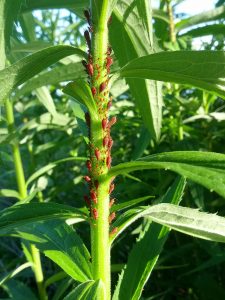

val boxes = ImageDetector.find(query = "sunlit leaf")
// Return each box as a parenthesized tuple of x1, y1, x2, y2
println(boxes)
(0, 202, 86, 235)
(119, 51, 225, 99)
(109, 151, 225, 198)
(113, 177, 186, 300)
(0, 45, 86, 103)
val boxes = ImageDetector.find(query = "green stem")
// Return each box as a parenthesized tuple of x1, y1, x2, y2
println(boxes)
(166, 0, 176, 43)
(89, 1, 111, 298)
(5, 99, 48, 300)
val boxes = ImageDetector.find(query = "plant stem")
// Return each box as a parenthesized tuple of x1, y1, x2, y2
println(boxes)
(5, 99, 27, 199)
(5, 99, 48, 300)
(166, 0, 176, 43)
(87, 2, 111, 298)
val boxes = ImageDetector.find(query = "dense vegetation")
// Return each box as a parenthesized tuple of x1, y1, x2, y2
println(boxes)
(1, 0, 225, 299)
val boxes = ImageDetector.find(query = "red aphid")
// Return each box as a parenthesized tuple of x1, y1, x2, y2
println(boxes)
(110, 227, 118, 236)
(107, 101, 112, 110)
(108, 116, 117, 128)
(84, 30, 91, 49)
(106, 56, 113, 68)
(86, 63, 94, 77)
(102, 118, 108, 130)
(109, 212, 116, 223)
(94, 180, 99, 190)
(86, 160, 92, 172)
(92, 208, 98, 220)
(108, 138, 113, 149)
(103, 136, 109, 147)
(109, 183, 115, 194)
(99, 82, 107, 93)
(84, 195, 91, 207)
(109, 198, 115, 208)
(91, 86, 97, 96)
(95, 148, 101, 160)
(85, 112, 90, 127)
(83, 175, 91, 182)
(106, 155, 112, 169)
(90, 190, 98, 204)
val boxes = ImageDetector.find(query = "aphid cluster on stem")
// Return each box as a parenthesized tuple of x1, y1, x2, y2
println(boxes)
(81, 9, 118, 227)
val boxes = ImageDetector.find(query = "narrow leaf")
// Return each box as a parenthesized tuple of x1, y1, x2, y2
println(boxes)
(176, 5, 225, 30)
(26, 156, 86, 188)
(0, 202, 86, 236)
(0, 45, 86, 103)
(22, 0, 88, 12)
(63, 80, 98, 118)
(108, 151, 225, 198)
(0, 189, 21, 200)
(119, 51, 225, 99)
(180, 24, 225, 38)
(144, 203, 225, 243)
(64, 280, 104, 300)
(111, 195, 153, 213)
(2, 279, 38, 300)
(114, 177, 186, 300)
(14, 62, 86, 98)
(18, 220, 92, 282)
(110, 0, 163, 140)
(35, 86, 57, 116)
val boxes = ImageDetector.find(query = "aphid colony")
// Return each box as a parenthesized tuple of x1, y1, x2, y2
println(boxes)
(81, 9, 117, 233)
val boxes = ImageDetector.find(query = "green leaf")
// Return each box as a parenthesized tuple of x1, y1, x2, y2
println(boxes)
(35, 86, 57, 116)
(11, 41, 53, 53)
(112, 202, 225, 248)
(18, 220, 92, 282)
(2, 279, 38, 300)
(0, 189, 21, 200)
(26, 156, 86, 188)
(0, 45, 86, 103)
(110, 0, 163, 140)
(64, 280, 104, 300)
(176, 5, 225, 31)
(14, 62, 86, 98)
(180, 24, 225, 38)
(119, 51, 225, 99)
(113, 177, 186, 300)
(152, 9, 170, 23)
(21, 0, 88, 12)
(143, 203, 225, 243)
(0, 262, 32, 286)
(111, 195, 153, 213)
(63, 80, 98, 118)
(108, 151, 225, 198)
(0, 202, 86, 236)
